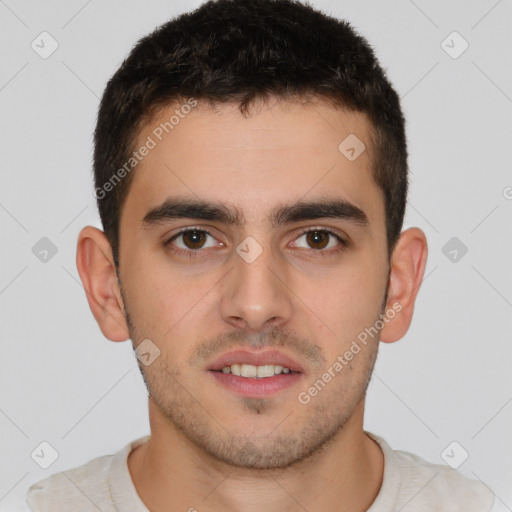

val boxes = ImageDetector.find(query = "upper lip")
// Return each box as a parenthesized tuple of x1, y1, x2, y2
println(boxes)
(208, 349, 304, 373)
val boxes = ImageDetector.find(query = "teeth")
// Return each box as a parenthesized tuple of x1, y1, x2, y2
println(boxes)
(240, 364, 257, 378)
(220, 364, 292, 378)
(257, 365, 274, 378)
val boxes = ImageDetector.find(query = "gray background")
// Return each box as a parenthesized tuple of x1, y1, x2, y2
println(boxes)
(0, 0, 511, 510)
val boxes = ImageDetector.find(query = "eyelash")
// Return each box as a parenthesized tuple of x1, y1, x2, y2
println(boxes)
(164, 226, 348, 258)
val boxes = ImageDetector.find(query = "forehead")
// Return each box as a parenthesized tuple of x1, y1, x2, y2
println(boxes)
(122, 97, 385, 231)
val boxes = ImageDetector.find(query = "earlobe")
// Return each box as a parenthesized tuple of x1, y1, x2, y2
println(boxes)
(76, 226, 130, 342)
(380, 227, 428, 344)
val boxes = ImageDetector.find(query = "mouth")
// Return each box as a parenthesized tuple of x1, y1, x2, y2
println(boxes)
(207, 349, 304, 398)
(216, 363, 296, 378)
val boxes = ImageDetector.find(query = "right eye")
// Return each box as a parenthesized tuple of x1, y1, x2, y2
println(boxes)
(164, 228, 224, 256)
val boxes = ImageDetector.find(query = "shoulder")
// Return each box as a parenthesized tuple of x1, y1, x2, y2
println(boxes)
(26, 451, 118, 512)
(394, 448, 494, 510)
(366, 432, 495, 512)
(25, 436, 149, 512)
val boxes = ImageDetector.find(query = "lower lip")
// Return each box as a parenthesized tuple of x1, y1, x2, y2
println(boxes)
(209, 371, 303, 398)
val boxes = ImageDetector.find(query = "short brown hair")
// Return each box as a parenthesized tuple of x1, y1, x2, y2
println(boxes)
(93, 0, 408, 268)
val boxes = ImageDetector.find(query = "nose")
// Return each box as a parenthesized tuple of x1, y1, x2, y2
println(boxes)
(219, 241, 293, 333)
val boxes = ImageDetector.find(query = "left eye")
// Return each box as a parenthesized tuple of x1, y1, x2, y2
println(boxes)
(291, 229, 344, 251)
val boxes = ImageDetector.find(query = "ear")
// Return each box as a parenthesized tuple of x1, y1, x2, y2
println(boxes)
(380, 227, 428, 344)
(76, 226, 130, 342)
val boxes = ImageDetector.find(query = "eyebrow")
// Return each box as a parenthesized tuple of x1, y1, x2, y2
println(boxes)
(142, 196, 369, 229)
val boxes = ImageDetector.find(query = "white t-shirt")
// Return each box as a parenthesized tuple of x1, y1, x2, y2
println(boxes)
(25, 431, 496, 511)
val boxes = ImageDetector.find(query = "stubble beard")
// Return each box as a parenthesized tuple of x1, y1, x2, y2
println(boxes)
(120, 282, 384, 470)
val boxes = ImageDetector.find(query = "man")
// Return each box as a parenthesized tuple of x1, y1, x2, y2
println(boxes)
(26, 0, 496, 510)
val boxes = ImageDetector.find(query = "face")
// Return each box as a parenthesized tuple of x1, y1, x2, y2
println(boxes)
(117, 97, 390, 469)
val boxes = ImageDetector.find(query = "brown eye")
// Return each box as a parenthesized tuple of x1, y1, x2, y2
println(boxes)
(292, 229, 344, 252)
(305, 230, 330, 250)
(182, 230, 208, 249)
(167, 229, 219, 253)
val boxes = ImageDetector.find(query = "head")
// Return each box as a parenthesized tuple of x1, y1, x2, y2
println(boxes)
(77, 0, 427, 469)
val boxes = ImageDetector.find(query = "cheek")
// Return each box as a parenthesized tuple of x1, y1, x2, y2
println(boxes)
(303, 262, 386, 344)
(121, 254, 175, 335)
(122, 252, 219, 346)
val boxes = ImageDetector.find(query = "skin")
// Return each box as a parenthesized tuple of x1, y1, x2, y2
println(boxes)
(76, 96, 428, 511)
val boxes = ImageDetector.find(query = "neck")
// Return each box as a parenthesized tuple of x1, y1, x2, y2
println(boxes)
(128, 398, 384, 512)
